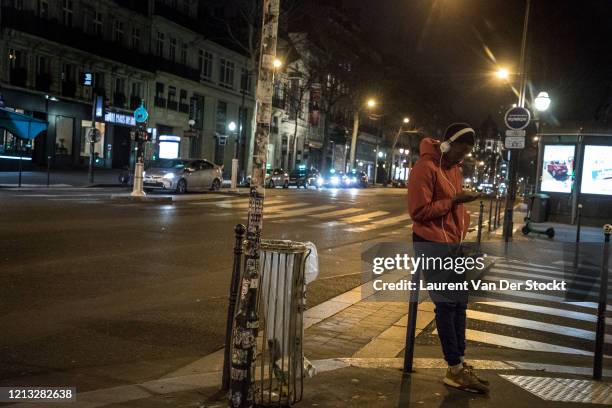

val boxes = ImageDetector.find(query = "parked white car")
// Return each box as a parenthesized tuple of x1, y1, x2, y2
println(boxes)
(144, 159, 223, 193)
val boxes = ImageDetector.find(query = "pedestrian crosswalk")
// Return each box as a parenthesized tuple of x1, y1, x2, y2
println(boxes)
(436, 258, 612, 358)
(190, 195, 411, 235)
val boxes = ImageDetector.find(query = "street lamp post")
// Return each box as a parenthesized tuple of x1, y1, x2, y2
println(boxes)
(502, 0, 532, 241)
(386, 117, 410, 185)
(349, 98, 377, 170)
(228, 121, 239, 190)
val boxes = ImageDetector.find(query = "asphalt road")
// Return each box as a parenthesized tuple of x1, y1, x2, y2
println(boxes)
(2, 186, 486, 392)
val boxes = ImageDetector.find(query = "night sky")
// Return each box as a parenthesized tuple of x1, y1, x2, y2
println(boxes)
(346, 0, 612, 130)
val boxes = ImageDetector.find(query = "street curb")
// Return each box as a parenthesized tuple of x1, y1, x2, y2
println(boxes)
(110, 194, 174, 203)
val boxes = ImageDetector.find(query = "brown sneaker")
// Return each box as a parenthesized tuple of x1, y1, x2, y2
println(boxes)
(443, 367, 489, 394)
(463, 363, 490, 386)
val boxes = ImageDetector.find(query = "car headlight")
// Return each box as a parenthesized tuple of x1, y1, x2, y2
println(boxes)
(316, 177, 324, 185)
(330, 176, 339, 185)
(350, 177, 357, 183)
(163, 173, 175, 179)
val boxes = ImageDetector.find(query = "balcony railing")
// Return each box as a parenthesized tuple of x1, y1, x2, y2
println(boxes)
(272, 96, 286, 109)
(1, 8, 155, 73)
(9, 67, 27, 87)
(129, 96, 142, 110)
(113, 92, 126, 108)
(61, 81, 76, 98)
(154, 97, 167, 108)
(167, 100, 178, 111)
(35, 73, 52, 92)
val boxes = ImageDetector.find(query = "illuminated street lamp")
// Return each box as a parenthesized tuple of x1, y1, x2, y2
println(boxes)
(534, 91, 551, 112)
(273, 58, 283, 69)
(495, 67, 510, 80)
(228, 121, 238, 190)
(403, 117, 410, 124)
(367, 98, 377, 108)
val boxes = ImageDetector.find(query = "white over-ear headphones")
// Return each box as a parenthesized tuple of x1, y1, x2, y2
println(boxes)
(439, 127, 475, 153)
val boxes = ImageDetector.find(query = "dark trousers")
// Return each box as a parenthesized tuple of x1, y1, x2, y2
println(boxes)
(413, 233, 467, 366)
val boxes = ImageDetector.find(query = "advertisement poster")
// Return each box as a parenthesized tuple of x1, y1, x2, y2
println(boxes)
(581, 145, 612, 195)
(540, 145, 575, 193)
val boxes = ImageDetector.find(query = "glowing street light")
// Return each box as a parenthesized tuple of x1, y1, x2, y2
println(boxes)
(366, 98, 377, 108)
(495, 68, 510, 80)
(534, 91, 551, 112)
(228, 121, 237, 132)
(403, 117, 410, 124)
(399, 148, 405, 154)
(273, 58, 283, 69)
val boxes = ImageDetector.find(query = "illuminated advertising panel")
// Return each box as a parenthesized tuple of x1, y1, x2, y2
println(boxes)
(580, 145, 612, 195)
(540, 145, 575, 193)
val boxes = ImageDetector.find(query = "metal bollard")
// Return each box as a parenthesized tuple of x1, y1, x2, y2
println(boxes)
(403, 267, 421, 374)
(575, 204, 583, 243)
(488, 197, 493, 233)
(222, 224, 246, 391)
(47, 155, 51, 187)
(496, 196, 503, 229)
(477, 200, 484, 250)
(593, 224, 611, 380)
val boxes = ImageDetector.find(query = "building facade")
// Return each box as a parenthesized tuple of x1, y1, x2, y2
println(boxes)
(0, 0, 255, 176)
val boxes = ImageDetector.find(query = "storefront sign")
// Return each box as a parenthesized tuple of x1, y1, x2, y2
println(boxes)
(105, 111, 136, 126)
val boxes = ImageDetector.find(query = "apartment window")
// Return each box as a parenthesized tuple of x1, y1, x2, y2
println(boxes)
(62, 0, 73, 27)
(182, 0, 190, 15)
(39, 0, 49, 18)
(219, 58, 234, 88)
(169, 37, 177, 62)
(215, 101, 227, 134)
(180, 43, 188, 65)
(113, 77, 126, 107)
(93, 12, 103, 36)
(113, 20, 124, 43)
(240, 68, 252, 94)
(155, 82, 166, 108)
(131, 27, 140, 50)
(36, 56, 50, 74)
(130, 81, 143, 109)
(167, 86, 177, 110)
(198, 50, 213, 80)
(156, 32, 165, 57)
(189, 96, 203, 127)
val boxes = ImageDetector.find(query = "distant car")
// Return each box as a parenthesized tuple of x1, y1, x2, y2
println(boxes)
(547, 160, 568, 179)
(289, 167, 319, 188)
(318, 170, 345, 188)
(266, 168, 289, 188)
(347, 170, 369, 188)
(144, 159, 222, 193)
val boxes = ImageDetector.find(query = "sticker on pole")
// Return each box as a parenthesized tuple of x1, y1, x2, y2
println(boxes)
(504, 107, 531, 130)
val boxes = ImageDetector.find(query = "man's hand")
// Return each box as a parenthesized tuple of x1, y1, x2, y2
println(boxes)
(452, 191, 481, 204)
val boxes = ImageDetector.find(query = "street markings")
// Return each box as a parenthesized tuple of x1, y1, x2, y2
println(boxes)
(345, 214, 411, 232)
(266, 205, 336, 220)
(339, 210, 389, 223)
(432, 328, 594, 356)
(443, 259, 612, 358)
(311, 208, 363, 218)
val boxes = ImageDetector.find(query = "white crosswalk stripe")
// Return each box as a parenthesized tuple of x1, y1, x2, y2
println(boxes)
(311, 208, 363, 218)
(339, 210, 389, 223)
(266, 205, 336, 220)
(448, 259, 612, 357)
(345, 214, 411, 232)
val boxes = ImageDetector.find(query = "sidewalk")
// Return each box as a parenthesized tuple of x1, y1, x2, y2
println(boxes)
(0, 169, 123, 188)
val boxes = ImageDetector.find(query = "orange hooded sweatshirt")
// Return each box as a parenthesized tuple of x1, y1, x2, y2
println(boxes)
(407, 138, 470, 243)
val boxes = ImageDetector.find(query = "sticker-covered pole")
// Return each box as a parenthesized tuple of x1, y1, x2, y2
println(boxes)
(229, 1, 280, 407)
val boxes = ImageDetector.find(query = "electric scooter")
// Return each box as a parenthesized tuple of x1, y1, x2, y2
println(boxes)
(521, 193, 555, 238)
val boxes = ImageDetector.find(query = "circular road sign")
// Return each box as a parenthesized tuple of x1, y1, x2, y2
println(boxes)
(133, 101, 149, 124)
(504, 106, 531, 130)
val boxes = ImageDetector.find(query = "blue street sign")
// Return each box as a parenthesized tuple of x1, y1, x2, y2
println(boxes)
(134, 101, 149, 123)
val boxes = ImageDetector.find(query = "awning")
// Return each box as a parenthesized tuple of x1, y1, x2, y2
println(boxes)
(0, 108, 48, 140)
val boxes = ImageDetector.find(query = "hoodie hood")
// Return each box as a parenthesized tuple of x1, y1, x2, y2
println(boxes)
(419, 137, 442, 161)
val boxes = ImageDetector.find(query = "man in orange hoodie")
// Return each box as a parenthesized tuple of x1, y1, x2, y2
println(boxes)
(407, 123, 488, 393)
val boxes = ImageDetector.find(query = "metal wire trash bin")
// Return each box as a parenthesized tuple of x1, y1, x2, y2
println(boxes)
(251, 239, 310, 406)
